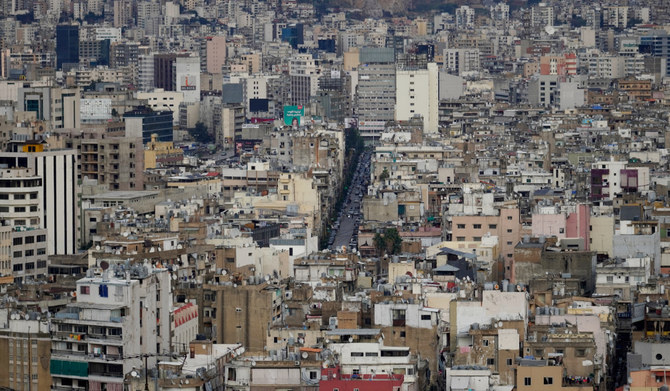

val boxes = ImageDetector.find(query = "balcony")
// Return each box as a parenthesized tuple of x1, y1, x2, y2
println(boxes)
(393, 319, 406, 327)
(52, 349, 86, 359)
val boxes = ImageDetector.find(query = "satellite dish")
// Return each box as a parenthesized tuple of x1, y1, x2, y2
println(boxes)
(302, 352, 309, 359)
(221, 270, 227, 275)
(131, 370, 139, 378)
(251, 361, 257, 367)
(265, 275, 270, 281)
(545, 25, 556, 35)
(348, 337, 354, 343)
(177, 244, 183, 249)
(498, 321, 503, 328)
(95, 245, 101, 251)
(24, 314, 29, 320)
(150, 247, 155, 253)
(122, 231, 129, 237)
(100, 261, 109, 271)
(172, 275, 177, 280)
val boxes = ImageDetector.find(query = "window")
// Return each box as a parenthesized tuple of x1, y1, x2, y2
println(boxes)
(489, 224, 497, 229)
(13, 251, 22, 258)
(576, 349, 586, 357)
(310, 371, 318, 379)
(13, 237, 22, 246)
(457, 224, 465, 229)
(507, 229, 513, 233)
(24, 250, 34, 257)
(365, 352, 378, 357)
(80, 286, 90, 295)
(99, 285, 109, 297)
(507, 216, 513, 220)
(37, 235, 46, 242)
(421, 314, 431, 320)
(25, 236, 34, 244)
(487, 358, 495, 365)
(543, 377, 553, 385)
(524, 377, 531, 386)
(482, 339, 489, 346)
(399, 331, 406, 337)
(13, 264, 22, 271)
(559, 228, 565, 233)
(507, 358, 513, 365)
(607, 276, 614, 282)
(456, 237, 465, 242)
(351, 352, 364, 357)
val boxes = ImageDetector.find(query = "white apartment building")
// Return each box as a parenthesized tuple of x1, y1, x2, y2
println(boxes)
(455, 6, 475, 29)
(50, 266, 171, 390)
(0, 149, 78, 255)
(330, 342, 419, 391)
(174, 56, 201, 103)
(395, 63, 439, 133)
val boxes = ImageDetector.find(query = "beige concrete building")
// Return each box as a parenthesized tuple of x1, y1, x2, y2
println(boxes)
(589, 215, 614, 256)
(206, 35, 227, 74)
(144, 134, 183, 169)
(206, 282, 285, 353)
(0, 313, 52, 391)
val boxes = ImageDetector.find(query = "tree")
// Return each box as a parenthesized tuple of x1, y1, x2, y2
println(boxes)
(374, 233, 385, 256)
(190, 122, 212, 144)
(373, 228, 403, 256)
(383, 228, 402, 255)
(379, 168, 390, 181)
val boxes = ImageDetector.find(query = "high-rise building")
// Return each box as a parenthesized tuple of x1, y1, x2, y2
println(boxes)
(137, 53, 154, 91)
(356, 47, 396, 138)
(531, 2, 554, 27)
(0, 168, 50, 281)
(640, 33, 670, 76)
(395, 63, 439, 133)
(56, 24, 79, 70)
(289, 54, 320, 105)
(444, 48, 481, 76)
(205, 35, 227, 74)
(0, 145, 79, 255)
(154, 53, 187, 91)
(174, 56, 201, 103)
(455, 5, 475, 29)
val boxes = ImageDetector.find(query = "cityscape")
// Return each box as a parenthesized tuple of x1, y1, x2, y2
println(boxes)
(1, 0, 670, 390)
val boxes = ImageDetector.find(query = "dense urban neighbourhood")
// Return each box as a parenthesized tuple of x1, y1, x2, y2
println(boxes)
(2, 0, 670, 390)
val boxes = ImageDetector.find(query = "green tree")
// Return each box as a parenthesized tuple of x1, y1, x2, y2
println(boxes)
(383, 228, 402, 255)
(190, 122, 212, 143)
(374, 233, 385, 256)
(373, 228, 403, 256)
(379, 168, 390, 181)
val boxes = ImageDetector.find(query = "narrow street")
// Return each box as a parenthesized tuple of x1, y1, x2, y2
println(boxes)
(328, 149, 371, 251)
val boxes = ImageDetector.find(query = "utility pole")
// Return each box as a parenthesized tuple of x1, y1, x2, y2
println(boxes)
(28, 326, 31, 391)
(144, 354, 150, 391)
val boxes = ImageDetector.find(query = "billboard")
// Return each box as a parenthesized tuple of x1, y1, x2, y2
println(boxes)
(283, 105, 304, 126)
